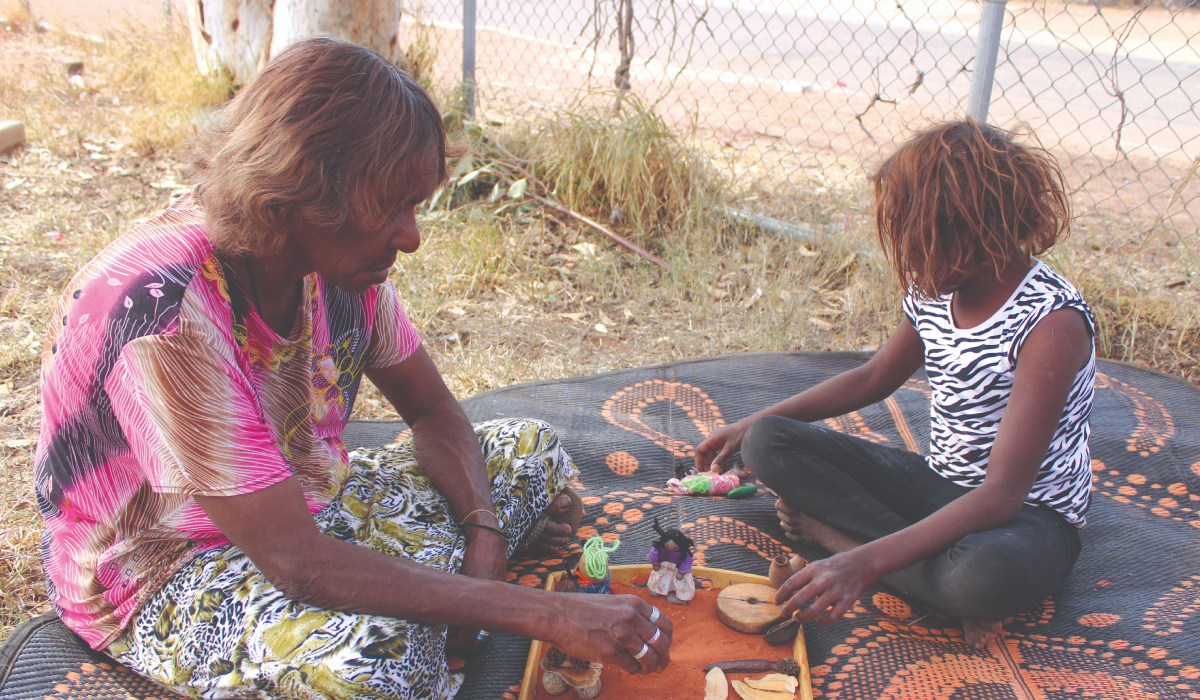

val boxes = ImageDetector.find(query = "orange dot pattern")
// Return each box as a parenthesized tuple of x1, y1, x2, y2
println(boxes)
(824, 411, 892, 445)
(605, 451, 639, 475)
(1142, 574, 1200, 636)
(581, 487, 673, 535)
(601, 380, 725, 458)
(682, 515, 794, 567)
(1091, 458, 1199, 526)
(807, 590, 1200, 700)
(32, 660, 177, 700)
(1096, 371, 1175, 457)
(873, 592, 912, 620)
(1080, 613, 1122, 627)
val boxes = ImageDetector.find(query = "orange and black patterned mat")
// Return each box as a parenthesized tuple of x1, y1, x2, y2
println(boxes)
(4, 351, 1199, 700)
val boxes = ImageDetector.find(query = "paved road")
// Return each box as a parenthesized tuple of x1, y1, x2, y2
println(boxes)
(455, 0, 1199, 160)
(24, 0, 1198, 160)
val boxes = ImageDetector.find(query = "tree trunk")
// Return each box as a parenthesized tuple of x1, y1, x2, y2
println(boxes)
(271, 0, 403, 66)
(186, 0, 402, 83)
(185, 0, 273, 84)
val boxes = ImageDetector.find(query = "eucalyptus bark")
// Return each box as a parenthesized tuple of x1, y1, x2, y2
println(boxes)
(185, 0, 403, 83)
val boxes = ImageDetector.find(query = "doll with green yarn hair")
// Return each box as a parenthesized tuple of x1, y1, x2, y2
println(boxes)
(574, 535, 620, 594)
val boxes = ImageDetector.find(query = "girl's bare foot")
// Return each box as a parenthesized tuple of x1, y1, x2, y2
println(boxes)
(775, 499, 863, 554)
(963, 619, 1004, 649)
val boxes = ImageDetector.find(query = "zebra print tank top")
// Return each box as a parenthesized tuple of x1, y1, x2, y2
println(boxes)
(902, 262, 1096, 527)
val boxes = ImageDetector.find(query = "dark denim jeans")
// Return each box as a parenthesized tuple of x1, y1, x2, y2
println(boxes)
(743, 415, 1082, 623)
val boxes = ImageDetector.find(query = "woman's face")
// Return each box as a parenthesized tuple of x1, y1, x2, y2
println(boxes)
(291, 147, 441, 294)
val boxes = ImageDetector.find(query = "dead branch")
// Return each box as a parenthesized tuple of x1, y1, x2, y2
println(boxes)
(853, 94, 896, 144)
(485, 137, 671, 270)
(530, 193, 671, 270)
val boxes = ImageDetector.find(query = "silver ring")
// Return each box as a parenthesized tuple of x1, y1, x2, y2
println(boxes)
(649, 607, 661, 624)
(633, 643, 650, 660)
(649, 628, 661, 645)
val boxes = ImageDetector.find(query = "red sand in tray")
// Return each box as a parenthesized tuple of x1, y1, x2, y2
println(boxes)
(530, 581, 793, 700)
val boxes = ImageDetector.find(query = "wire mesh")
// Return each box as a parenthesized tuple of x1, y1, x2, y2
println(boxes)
(402, 0, 1199, 256)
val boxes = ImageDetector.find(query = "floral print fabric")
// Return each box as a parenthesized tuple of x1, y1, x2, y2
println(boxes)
(108, 419, 578, 700)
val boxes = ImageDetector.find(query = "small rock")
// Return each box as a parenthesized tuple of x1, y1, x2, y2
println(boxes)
(0, 121, 25, 154)
(64, 58, 84, 77)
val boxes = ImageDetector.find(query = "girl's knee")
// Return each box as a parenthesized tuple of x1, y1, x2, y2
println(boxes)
(742, 415, 819, 488)
(936, 535, 1063, 621)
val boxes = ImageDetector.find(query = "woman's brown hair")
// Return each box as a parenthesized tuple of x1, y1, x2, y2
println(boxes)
(870, 119, 1070, 298)
(191, 36, 462, 256)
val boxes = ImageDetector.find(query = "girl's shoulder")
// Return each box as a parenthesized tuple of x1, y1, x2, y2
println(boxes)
(1015, 263, 1095, 331)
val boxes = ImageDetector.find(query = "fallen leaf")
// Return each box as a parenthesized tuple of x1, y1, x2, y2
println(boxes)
(740, 287, 764, 310)
(560, 312, 587, 321)
(808, 317, 833, 329)
(745, 673, 798, 694)
(732, 679, 792, 700)
(798, 245, 819, 257)
(594, 323, 608, 334)
(6, 439, 35, 448)
(704, 666, 728, 700)
(599, 312, 616, 326)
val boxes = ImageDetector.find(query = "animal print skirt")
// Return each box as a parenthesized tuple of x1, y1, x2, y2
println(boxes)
(108, 418, 578, 700)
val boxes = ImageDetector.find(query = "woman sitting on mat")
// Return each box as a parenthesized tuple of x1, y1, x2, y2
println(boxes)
(35, 37, 670, 699)
(695, 120, 1095, 650)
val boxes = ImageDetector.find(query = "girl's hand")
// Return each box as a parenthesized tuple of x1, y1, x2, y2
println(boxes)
(694, 417, 755, 472)
(774, 549, 879, 625)
(548, 594, 673, 674)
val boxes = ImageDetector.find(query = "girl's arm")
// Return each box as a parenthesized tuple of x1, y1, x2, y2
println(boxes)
(694, 318, 925, 472)
(774, 308, 1093, 627)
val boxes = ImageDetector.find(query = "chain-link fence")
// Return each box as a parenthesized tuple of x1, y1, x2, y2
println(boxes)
(403, 0, 1199, 258)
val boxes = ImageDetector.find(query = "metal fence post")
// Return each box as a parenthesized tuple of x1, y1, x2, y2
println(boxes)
(967, 0, 1008, 123)
(463, 0, 476, 119)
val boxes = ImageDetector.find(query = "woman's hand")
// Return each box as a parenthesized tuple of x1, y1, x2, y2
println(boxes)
(694, 416, 756, 473)
(774, 549, 878, 625)
(547, 593, 673, 675)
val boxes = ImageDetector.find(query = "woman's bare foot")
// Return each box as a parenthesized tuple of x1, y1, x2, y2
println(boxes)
(963, 619, 1004, 649)
(775, 499, 863, 554)
(528, 493, 574, 555)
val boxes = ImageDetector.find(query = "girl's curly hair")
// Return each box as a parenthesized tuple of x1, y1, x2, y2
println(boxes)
(870, 119, 1070, 298)
(191, 36, 464, 257)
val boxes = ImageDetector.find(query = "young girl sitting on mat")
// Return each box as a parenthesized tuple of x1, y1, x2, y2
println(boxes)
(695, 119, 1095, 649)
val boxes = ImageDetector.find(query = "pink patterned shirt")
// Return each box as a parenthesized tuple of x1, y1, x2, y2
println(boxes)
(35, 192, 421, 649)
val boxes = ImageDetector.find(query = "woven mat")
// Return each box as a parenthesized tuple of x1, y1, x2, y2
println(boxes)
(4, 351, 1200, 700)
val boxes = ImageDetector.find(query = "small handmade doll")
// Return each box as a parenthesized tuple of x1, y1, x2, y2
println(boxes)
(647, 517, 696, 604)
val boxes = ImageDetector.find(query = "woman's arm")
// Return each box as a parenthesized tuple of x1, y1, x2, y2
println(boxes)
(774, 308, 1093, 625)
(695, 317, 925, 472)
(194, 479, 672, 673)
(365, 346, 508, 584)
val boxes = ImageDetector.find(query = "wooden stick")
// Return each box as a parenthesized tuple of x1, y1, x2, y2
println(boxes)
(529, 193, 670, 270)
(485, 138, 671, 270)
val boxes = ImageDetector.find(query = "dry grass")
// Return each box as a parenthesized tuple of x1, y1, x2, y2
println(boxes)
(1, 17, 1197, 644)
